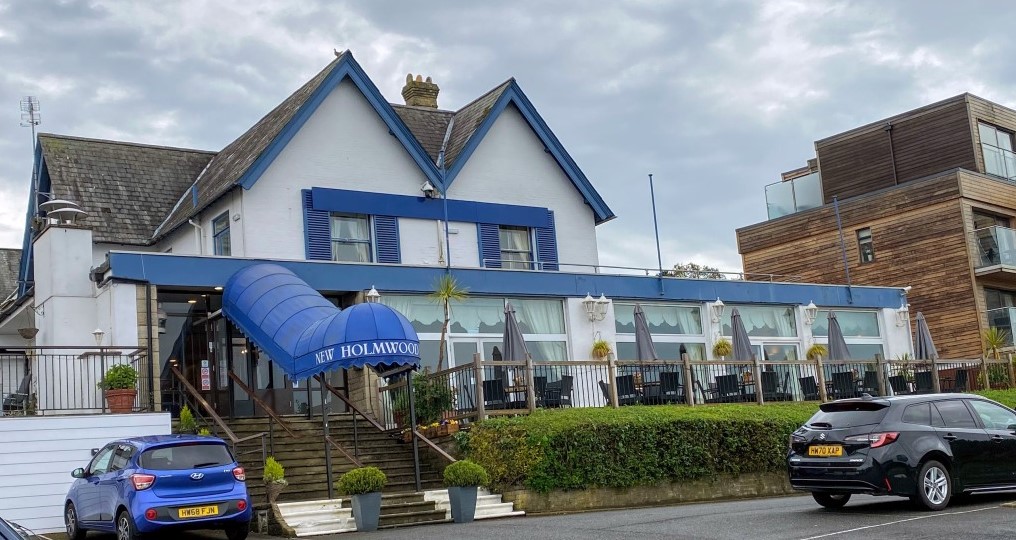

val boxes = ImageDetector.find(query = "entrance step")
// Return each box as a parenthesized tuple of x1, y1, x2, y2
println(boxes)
(275, 489, 522, 536)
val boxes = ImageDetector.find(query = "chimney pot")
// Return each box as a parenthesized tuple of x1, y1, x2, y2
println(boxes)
(402, 73, 440, 108)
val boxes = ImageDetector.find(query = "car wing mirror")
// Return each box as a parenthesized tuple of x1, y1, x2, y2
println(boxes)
(1008, 424, 1016, 433)
(71, 468, 86, 479)
(90, 448, 100, 456)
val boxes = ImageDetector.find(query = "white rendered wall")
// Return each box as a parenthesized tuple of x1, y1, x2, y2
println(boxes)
(398, 218, 480, 267)
(565, 297, 616, 407)
(94, 282, 140, 348)
(241, 79, 432, 260)
(0, 413, 171, 533)
(447, 105, 601, 269)
(33, 226, 99, 351)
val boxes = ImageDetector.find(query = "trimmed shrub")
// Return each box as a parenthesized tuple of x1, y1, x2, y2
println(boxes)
(336, 466, 387, 495)
(973, 389, 1016, 408)
(465, 403, 818, 492)
(98, 364, 137, 390)
(444, 460, 490, 487)
(264, 456, 286, 484)
(178, 405, 198, 434)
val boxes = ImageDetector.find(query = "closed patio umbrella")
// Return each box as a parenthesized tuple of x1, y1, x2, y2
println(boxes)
(633, 304, 659, 361)
(826, 311, 852, 361)
(730, 308, 754, 362)
(501, 302, 533, 409)
(914, 312, 939, 361)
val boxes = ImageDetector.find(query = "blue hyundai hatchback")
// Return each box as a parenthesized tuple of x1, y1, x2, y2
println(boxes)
(64, 435, 251, 540)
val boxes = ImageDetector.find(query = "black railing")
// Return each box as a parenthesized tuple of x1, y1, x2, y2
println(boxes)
(0, 346, 154, 416)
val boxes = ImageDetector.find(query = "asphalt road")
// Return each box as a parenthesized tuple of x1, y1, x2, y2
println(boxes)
(54, 492, 1016, 539)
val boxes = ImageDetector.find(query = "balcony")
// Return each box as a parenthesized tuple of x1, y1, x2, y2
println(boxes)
(986, 307, 1016, 347)
(764, 172, 823, 220)
(972, 226, 1016, 276)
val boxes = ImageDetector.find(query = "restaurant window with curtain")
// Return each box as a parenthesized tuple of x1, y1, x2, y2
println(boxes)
(812, 310, 884, 360)
(613, 302, 706, 361)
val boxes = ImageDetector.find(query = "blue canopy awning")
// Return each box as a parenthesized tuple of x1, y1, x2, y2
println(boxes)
(222, 264, 419, 380)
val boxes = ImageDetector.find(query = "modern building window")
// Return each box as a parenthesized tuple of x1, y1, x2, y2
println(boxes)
(499, 226, 533, 269)
(973, 210, 1011, 266)
(857, 228, 874, 263)
(212, 212, 231, 256)
(330, 213, 372, 262)
(978, 122, 1016, 181)
(614, 302, 706, 362)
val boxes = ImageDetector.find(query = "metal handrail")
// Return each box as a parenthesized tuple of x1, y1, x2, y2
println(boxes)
(315, 375, 387, 433)
(325, 435, 363, 467)
(411, 429, 456, 463)
(477, 258, 803, 282)
(169, 365, 238, 441)
(227, 371, 301, 439)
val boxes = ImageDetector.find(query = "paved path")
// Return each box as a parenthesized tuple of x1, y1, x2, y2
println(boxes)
(329, 493, 1016, 540)
(68, 492, 1016, 539)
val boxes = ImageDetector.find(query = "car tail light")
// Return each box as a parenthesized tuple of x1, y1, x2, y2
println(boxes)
(145, 508, 157, 520)
(845, 432, 899, 448)
(788, 433, 805, 451)
(237, 500, 247, 511)
(130, 474, 156, 491)
(232, 467, 246, 481)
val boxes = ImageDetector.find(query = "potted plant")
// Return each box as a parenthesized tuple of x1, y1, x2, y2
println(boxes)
(264, 456, 288, 504)
(443, 460, 490, 523)
(712, 338, 732, 360)
(806, 343, 828, 361)
(336, 466, 387, 532)
(97, 364, 137, 414)
(178, 404, 198, 433)
(591, 339, 612, 359)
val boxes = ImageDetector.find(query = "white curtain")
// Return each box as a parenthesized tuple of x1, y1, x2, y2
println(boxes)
(510, 299, 565, 334)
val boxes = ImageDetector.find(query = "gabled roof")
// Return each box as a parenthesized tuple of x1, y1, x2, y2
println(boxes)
(38, 134, 215, 244)
(0, 248, 20, 299)
(154, 51, 444, 240)
(391, 105, 453, 163)
(442, 80, 615, 223)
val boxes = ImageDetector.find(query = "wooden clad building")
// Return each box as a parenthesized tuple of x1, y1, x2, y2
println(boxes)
(738, 94, 1016, 359)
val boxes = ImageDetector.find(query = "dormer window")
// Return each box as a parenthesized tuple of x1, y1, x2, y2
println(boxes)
(331, 213, 372, 262)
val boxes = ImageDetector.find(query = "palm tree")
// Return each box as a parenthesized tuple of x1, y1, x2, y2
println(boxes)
(984, 327, 1009, 360)
(429, 275, 468, 371)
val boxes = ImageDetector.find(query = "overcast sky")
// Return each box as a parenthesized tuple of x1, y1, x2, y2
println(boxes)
(1, 0, 1014, 274)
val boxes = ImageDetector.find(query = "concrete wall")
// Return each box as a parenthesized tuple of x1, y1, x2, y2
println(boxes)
(0, 413, 171, 533)
(448, 105, 600, 269)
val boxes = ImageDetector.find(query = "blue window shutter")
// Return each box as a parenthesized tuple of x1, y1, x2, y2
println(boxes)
(374, 215, 400, 263)
(302, 189, 331, 260)
(477, 223, 501, 268)
(535, 210, 559, 271)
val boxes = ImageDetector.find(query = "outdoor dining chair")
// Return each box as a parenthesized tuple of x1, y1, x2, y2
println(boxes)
(598, 380, 611, 405)
(482, 379, 509, 410)
(799, 376, 821, 401)
(761, 371, 791, 402)
(888, 375, 910, 395)
(658, 371, 685, 404)
(831, 371, 858, 400)
(544, 375, 573, 408)
(915, 371, 934, 394)
(533, 376, 548, 408)
(954, 369, 969, 392)
(615, 375, 641, 406)
(861, 371, 880, 396)
(1, 374, 30, 416)
(706, 374, 744, 403)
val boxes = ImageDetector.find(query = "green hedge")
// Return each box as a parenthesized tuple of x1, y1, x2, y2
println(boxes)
(464, 390, 1016, 493)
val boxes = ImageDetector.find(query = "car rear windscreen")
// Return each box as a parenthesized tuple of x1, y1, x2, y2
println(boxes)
(807, 401, 890, 428)
(139, 443, 234, 470)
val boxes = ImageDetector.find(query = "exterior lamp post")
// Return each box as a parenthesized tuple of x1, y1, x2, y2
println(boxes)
(92, 328, 105, 348)
(710, 298, 725, 323)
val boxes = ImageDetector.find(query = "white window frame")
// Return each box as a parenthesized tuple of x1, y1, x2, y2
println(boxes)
(330, 213, 374, 263)
(498, 226, 534, 270)
(613, 302, 707, 361)
(212, 211, 231, 256)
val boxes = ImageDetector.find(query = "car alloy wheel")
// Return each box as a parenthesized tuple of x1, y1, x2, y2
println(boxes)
(916, 460, 951, 511)
(117, 510, 137, 540)
(65, 503, 85, 540)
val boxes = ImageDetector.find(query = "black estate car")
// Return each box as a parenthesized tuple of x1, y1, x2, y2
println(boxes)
(788, 393, 1016, 511)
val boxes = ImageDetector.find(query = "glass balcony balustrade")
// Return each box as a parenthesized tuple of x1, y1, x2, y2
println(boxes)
(972, 226, 1016, 269)
(765, 172, 822, 219)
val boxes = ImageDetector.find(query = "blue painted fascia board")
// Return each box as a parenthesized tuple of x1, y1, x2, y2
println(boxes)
(236, 52, 442, 191)
(311, 187, 550, 228)
(16, 144, 45, 298)
(106, 252, 904, 309)
(442, 81, 615, 224)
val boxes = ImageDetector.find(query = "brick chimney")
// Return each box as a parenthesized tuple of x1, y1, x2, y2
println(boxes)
(401, 73, 439, 108)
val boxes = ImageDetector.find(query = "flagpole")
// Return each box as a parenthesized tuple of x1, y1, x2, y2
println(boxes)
(649, 173, 664, 294)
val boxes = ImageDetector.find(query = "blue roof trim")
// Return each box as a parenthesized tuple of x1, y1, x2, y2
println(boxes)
(237, 52, 442, 191)
(16, 144, 46, 298)
(222, 264, 418, 380)
(443, 81, 615, 224)
(108, 252, 905, 309)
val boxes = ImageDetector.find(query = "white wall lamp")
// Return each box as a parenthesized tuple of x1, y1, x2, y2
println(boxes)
(896, 302, 910, 327)
(710, 298, 725, 323)
(365, 285, 381, 303)
(92, 328, 106, 347)
(582, 293, 609, 322)
(803, 301, 818, 326)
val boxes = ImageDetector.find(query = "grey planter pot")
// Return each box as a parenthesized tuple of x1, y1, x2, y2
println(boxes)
(350, 492, 382, 532)
(447, 486, 478, 523)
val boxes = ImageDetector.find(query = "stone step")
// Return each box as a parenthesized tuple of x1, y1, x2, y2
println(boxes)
(253, 481, 446, 503)
(378, 509, 449, 529)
